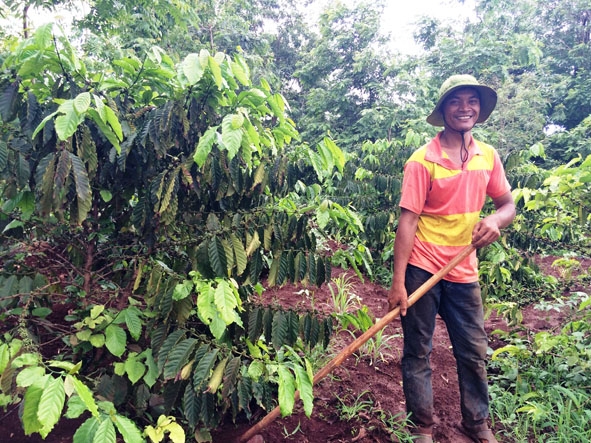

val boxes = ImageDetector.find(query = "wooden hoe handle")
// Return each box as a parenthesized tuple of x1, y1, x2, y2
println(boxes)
(238, 244, 476, 442)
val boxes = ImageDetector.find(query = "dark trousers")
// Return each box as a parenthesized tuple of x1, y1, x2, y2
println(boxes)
(401, 264, 490, 432)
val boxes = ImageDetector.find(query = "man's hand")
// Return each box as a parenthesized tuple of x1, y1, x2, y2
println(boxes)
(471, 215, 501, 249)
(472, 191, 516, 248)
(472, 192, 515, 248)
(387, 283, 408, 316)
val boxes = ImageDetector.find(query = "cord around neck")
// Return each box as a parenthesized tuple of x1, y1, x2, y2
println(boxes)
(441, 115, 471, 165)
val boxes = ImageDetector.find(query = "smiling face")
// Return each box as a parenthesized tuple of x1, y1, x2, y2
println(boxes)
(441, 87, 481, 132)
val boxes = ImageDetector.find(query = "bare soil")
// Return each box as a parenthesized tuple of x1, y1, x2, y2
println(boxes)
(213, 255, 591, 443)
(1, 255, 589, 443)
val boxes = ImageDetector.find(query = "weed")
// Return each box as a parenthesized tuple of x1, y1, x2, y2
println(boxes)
(282, 421, 302, 438)
(337, 306, 400, 366)
(376, 410, 416, 442)
(358, 328, 399, 366)
(328, 274, 361, 315)
(295, 288, 317, 310)
(336, 390, 374, 421)
(488, 294, 591, 442)
(552, 256, 581, 282)
(486, 301, 523, 327)
(335, 389, 415, 442)
(534, 291, 589, 312)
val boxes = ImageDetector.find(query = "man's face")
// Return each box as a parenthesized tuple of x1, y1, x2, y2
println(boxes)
(441, 87, 480, 132)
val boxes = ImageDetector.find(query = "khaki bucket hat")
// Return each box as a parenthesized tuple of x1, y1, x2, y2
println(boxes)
(426, 74, 497, 127)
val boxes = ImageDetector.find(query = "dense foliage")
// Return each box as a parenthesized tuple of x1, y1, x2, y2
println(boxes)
(0, 0, 590, 441)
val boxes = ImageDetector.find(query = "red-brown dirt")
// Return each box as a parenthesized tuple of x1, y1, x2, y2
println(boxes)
(211, 255, 590, 443)
(1, 255, 589, 443)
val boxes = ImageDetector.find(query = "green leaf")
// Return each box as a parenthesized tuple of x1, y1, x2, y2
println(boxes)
(87, 109, 121, 153)
(322, 137, 346, 173)
(124, 307, 143, 341)
(277, 364, 295, 417)
(221, 356, 241, 398)
(90, 305, 105, 319)
(22, 378, 46, 435)
(193, 349, 219, 391)
(294, 364, 314, 417)
(140, 349, 158, 388)
(33, 23, 53, 49)
(105, 324, 127, 358)
(209, 314, 226, 339)
(93, 94, 107, 122)
(12, 352, 40, 368)
(3, 220, 24, 233)
(268, 253, 279, 287)
(183, 383, 198, 428)
(69, 375, 99, 418)
(214, 280, 239, 324)
(32, 110, 58, 139)
(0, 140, 7, 171)
(65, 395, 87, 419)
(247, 310, 263, 343)
(92, 417, 117, 443)
(247, 360, 264, 379)
(16, 366, 46, 387)
(231, 60, 249, 86)
(181, 53, 205, 85)
(197, 284, 216, 324)
(37, 376, 66, 438)
(74, 417, 100, 443)
(31, 307, 52, 318)
(163, 337, 197, 380)
(74, 92, 91, 114)
(70, 153, 92, 223)
(114, 362, 125, 376)
(0, 344, 9, 373)
(113, 414, 144, 443)
(208, 55, 223, 89)
(221, 115, 243, 160)
(308, 149, 326, 181)
(208, 237, 228, 277)
(166, 421, 185, 443)
(0, 81, 19, 122)
(55, 100, 83, 141)
(143, 425, 163, 443)
(124, 357, 146, 385)
(271, 310, 287, 350)
(104, 105, 123, 141)
(266, 94, 285, 123)
(157, 329, 186, 372)
(173, 280, 193, 301)
(231, 234, 248, 276)
(89, 334, 105, 347)
(193, 127, 217, 167)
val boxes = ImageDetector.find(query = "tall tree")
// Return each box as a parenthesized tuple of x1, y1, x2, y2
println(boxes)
(3, 1, 73, 38)
(290, 0, 397, 147)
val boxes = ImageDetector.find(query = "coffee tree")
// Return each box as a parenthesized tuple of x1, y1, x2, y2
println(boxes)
(0, 23, 345, 440)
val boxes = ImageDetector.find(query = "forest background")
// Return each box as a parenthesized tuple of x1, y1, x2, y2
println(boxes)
(0, 0, 590, 442)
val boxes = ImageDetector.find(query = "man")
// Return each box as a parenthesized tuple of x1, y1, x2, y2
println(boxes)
(387, 74, 516, 443)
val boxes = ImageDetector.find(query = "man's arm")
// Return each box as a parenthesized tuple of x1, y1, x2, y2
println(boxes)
(387, 208, 420, 316)
(472, 191, 516, 249)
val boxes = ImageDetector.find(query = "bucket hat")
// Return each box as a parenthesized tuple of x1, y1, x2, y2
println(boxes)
(426, 74, 497, 127)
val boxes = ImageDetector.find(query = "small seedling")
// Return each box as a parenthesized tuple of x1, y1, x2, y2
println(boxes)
(328, 274, 361, 315)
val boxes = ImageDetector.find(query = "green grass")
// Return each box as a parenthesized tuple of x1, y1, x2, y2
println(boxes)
(488, 293, 591, 442)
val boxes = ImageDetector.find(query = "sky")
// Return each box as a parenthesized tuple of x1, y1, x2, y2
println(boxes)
(20, 0, 477, 54)
(382, 0, 477, 53)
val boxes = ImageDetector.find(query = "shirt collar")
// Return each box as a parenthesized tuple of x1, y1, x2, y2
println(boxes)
(424, 132, 482, 168)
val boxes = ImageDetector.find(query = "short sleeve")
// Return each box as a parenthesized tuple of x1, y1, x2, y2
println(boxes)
(399, 160, 431, 215)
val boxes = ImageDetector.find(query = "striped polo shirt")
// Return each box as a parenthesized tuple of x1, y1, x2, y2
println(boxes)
(399, 132, 511, 283)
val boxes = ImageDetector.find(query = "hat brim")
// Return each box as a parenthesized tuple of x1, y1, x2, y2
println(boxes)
(426, 85, 497, 127)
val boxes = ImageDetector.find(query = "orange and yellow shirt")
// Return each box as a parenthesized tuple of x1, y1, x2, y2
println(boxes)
(399, 132, 511, 283)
